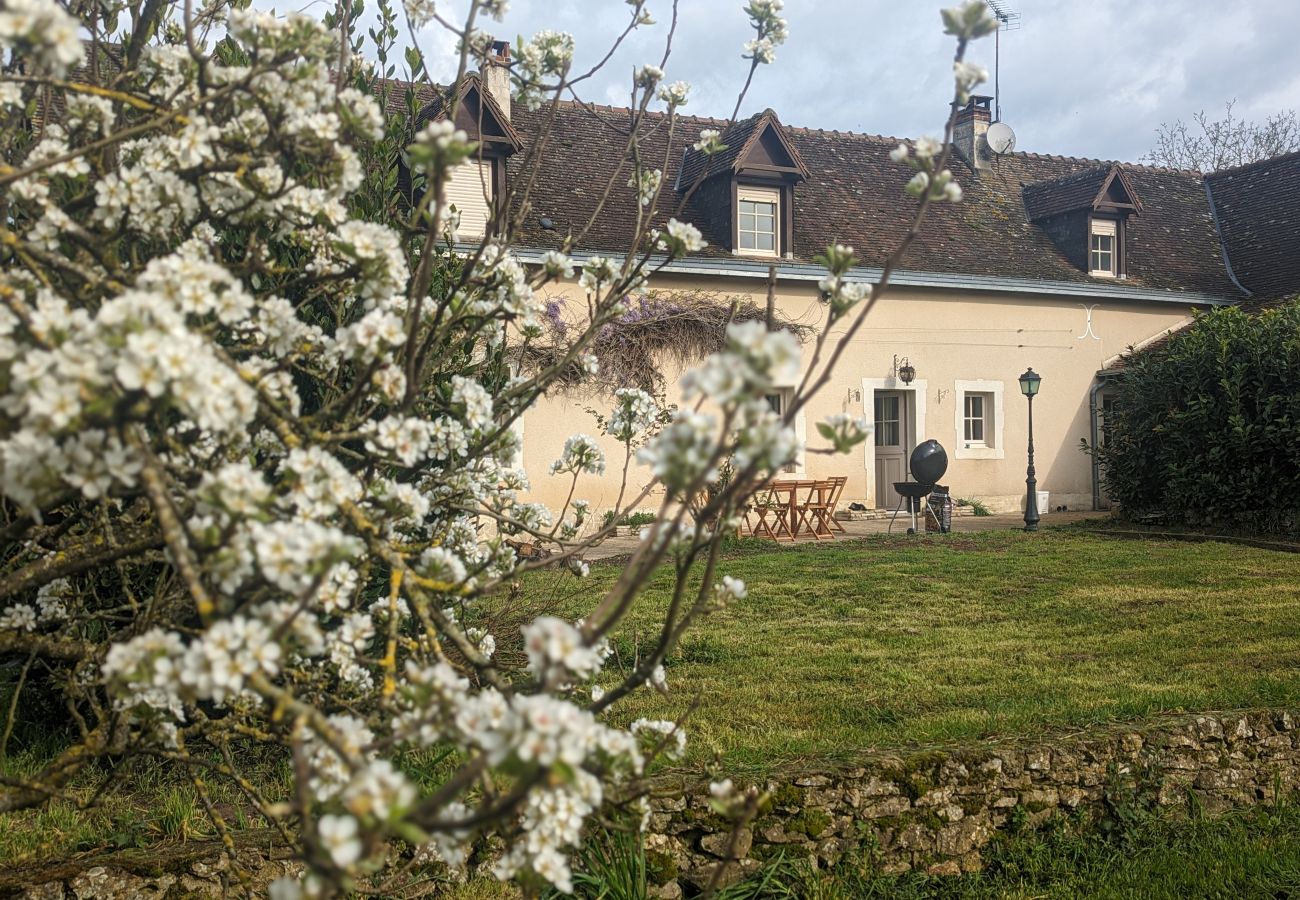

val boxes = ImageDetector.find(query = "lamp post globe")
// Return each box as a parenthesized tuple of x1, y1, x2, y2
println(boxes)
(1019, 368, 1041, 532)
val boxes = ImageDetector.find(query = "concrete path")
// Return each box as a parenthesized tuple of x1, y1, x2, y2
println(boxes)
(585, 509, 1111, 561)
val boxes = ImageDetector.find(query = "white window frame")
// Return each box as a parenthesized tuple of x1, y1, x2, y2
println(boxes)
(1090, 218, 1117, 277)
(444, 159, 495, 241)
(735, 185, 780, 258)
(954, 380, 1004, 460)
(963, 392, 990, 446)
(763, 386, 805, 474)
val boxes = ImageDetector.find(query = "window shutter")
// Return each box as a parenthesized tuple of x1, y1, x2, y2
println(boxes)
(444, 160, 494, 239)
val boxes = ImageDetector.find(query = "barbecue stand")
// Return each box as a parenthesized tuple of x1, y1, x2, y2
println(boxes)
(887, 440, 950, 535)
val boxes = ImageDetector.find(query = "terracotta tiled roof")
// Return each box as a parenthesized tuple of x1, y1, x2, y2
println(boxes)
(503, 101, 1242, 298)
(676, 108, 809, 188)
(1022, 164, 1143, 221)
(1023, 166, 1114, 221)
(1205, 150, 1300, 306)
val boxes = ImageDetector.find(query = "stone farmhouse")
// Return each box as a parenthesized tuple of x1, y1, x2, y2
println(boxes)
(414, 48, 1300, 515)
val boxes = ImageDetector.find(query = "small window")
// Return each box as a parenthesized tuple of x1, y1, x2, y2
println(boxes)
(954, 380, 1004, 460)
(874, 394, 901, 447)
(1090, 219, 1117, 276)
(736, 186, 779, 257)
(963, 393, 990, 446)
(764, 388, 798, 472)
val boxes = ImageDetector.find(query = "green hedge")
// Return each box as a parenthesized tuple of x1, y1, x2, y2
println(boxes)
(1095, 299, 1300, 535)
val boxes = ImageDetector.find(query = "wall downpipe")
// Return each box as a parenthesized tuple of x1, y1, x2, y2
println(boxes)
(1089, 377, 1105, 511)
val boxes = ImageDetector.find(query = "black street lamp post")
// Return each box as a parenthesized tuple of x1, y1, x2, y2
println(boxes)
(1019, 368, 1042, 532)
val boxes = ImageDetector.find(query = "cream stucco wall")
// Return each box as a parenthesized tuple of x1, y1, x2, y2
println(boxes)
(515, 273, 1199, 515)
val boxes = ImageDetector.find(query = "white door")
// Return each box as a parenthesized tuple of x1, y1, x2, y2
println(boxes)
(874, 391, 909, 509)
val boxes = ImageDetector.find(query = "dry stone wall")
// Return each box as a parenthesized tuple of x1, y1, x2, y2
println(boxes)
(14, 710, 1300, 898)
(644, 710, 1300, 896)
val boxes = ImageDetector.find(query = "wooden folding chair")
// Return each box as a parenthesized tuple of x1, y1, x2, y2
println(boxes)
(797, 476, 848, 539)
(750, 484, 795, 541)
(823, 476, 848, 534)
(795, 480, 833, 540)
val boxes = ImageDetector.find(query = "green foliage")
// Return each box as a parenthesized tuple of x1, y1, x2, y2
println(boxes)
(956, 498, 991, 516)
(1094, 300, 1300, 535)
(601, 510, 659, 529)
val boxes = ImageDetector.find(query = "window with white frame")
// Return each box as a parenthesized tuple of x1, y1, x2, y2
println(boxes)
(1090, 219, 1117, 276)
(443, 159, 495, 240)
(963, 392, 991, 446)
(954, 380, 1005, 460)
(763, 387, 801, 473)
(737, 186, 779, 256)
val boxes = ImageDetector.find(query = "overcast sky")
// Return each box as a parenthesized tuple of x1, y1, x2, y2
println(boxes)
(403, 0, 1300, 164)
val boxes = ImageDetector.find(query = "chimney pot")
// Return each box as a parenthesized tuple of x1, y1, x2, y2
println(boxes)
(483, 39, 512, 121)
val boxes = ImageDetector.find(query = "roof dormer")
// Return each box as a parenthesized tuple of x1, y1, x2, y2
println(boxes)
(677, 109, 808, 258)
(1023, 164, 1143, 278)
(398, 74, 523, 238)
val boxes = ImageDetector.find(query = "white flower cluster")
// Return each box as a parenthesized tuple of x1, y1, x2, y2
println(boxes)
(637, 411, 718, 494)
(628, 168, 663, 207)
(549, 434, 606, 477)
(692, 128, 726, 155)
(578, 256, 619, 294)
(514, 30, 576, 111)
(654, 218, 707, 255)
(522, 616, 607, 682)
(656, 81, 691, 108)
(713, 576, 748, 607)
(743, 0, 789, 64)
(607, 388, 659, 442)
(890, 138, 963, 203)
(0, 0, 83, 77)
(635, 64, 664, 90)
(383, 660, 643, 891)
(682, 321, 801, 405)
(941, 1, 1001, 40)
(953, 60, 990, 104)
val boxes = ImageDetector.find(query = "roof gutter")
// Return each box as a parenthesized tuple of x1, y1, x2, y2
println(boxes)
(509, 248, 1237, 307)
(1203, 178, 1254, 300)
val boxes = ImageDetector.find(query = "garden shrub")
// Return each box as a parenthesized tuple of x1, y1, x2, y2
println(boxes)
(1095, 300, 1300, 535)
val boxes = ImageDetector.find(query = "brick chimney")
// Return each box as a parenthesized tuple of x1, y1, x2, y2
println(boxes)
(482, 39, 512, 122)
(953, 95, 993, 172)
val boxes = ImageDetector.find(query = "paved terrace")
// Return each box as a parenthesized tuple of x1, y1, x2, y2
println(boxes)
(585, 509, 1111, 561)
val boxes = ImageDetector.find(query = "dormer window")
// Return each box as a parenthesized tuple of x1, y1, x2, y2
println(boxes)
(1024, 164, 1142, 280)
(1090, 219, 1117, 277)
(676, 108, 808, 259)
(737, 186, 780, 256)
(399, 74, 522, 240)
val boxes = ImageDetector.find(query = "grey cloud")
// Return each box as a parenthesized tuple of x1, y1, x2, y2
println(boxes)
(409, 0, 1300, 163)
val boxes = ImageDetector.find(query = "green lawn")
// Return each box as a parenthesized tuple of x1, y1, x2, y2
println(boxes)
(7, 528, 1300, 878)
(533, 528, 1300, 773)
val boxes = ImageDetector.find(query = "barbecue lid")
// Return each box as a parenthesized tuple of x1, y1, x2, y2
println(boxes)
(909, 439, 948, 486)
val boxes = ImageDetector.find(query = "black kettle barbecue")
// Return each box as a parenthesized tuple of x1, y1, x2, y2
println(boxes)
(891, 439, 949, 534)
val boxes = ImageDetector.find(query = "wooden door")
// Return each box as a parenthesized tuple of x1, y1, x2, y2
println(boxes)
(874, 391, 909, 509)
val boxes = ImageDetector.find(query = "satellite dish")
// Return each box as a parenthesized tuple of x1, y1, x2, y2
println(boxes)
(986, 121, 1017, 155)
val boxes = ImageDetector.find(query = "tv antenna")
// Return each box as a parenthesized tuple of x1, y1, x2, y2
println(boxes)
(984, 0, 1020, 123)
